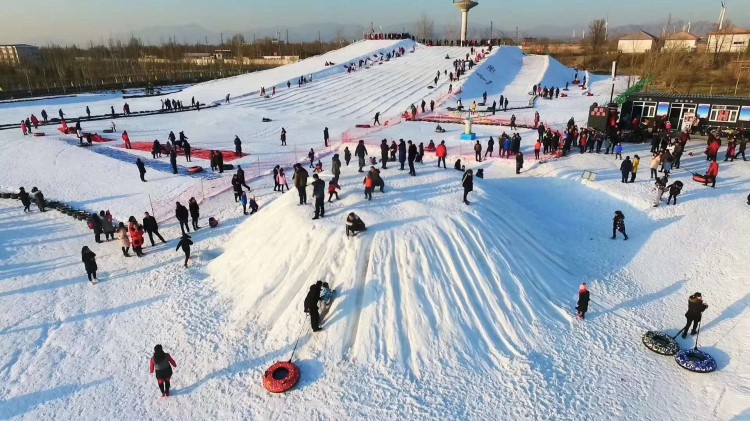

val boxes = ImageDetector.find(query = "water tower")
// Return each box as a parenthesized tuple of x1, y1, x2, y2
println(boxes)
(453, 0, 479, 45)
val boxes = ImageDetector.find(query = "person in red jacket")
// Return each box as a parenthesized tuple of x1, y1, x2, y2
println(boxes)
(706, 140, 720, 161)
(30, 114, 40, 128)
(21, 121, 27, 136)
(122, 130, 132, 149)
(128, 221, 145, 257)
(704, 159, 719, 188)
(149, 344, 177, 397)
(436, 140, 447, 168)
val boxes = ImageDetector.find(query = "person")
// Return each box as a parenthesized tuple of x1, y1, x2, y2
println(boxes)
(680, 293, 708, 338)
(407, 140, 418, 176)
(117, 222, 131, 257)
(19, 187, 31, 212)
(280, 127, 287, 146)
(294, 164, 309, 205)
(611, 210, 628, 240)
(272, 165, 281, 191)
(614, 143, 623, 160)
(737, 138, 747, 161)
(232, 175, 243, 202)
(149, 344, 177, 397)
(331, 154, 341, 183)
(666, 180, 683, 205)
(373, 111, 381, 126)
(704, 159, 719, 188)
(364, 171, 374, 200)
(248, 196, 259, 214)
(398, 139, 407, 170)
(41, 109, 48, 122)
(277, 167, 289, 193)
(122, 131, 132, 149)
(175, 202, 190, 235)
(346, 212, 367, 237)
(239, 191, 249, 214)
(169, 149, 178, 174)
(630, 155, 640, 183)
(474, 140, 482, 162)
(58, 108, 65, 120)
(462, 169, 473, 205)
(311, 174, 325, 219)
(128, 222, 144, 257)
(485, 137, 494, 158)
(21, 121, 28, 136)
(380, 139, 389, 169)
(183, 140, 192, 162)
(90, 212, 103, 243)
(576, 283, 590, 320)
(234, 135, 242, 156)
(217, 151, 225, 173)
(724, 140, 736, 162)
(649, 154, 660, 179)
(323, 127, 329, 147)
(86, 106, 91, 119)
(308, 148, 315, 168)
(328, 179, 340, 202)
(304, 283, 323, 332)
(142, 212, 166, 246)
(436, 140, 447, 168)
(175, 234, 193, 267)
(99, 211, 115, 241)
(620, 156, 633, 183)
(504, 97, 508, 112)
(355, 140, 368, 173)
(32, 188, 46, 212)
(136, 158, 147, 182)
(188, 197, 200, 230)
(236, 165, 251, 190)
(225, 93, 231, 103)
(653, 175, 668, 207)
(515, 152, 524, 174)
(81, 246, 98, 283)
(344, 147, 352, 166)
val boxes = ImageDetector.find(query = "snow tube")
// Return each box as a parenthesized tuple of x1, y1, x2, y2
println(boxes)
(642, 331, 679, 356)
(692, 174, 707, 183)
(261, 118, 272, 122)
(208, 217, 219, 228)
(103, 129, 114, 133)
(0, 192, 10, 199)
(188, 166, 203, 174)
(355, 124, 371, 129)
(222, 164, 234, 171)
(10, 193, 19, 199)
(675, 349, 717, 373)
(33, 132, 45, 137)
(263, 361, 300, 393)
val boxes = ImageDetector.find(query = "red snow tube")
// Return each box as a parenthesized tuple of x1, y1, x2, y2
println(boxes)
(33, 132, 45, 137)
(692, 174, 708, 183)
(188, 166, 203, 174)
(263, 361, 300, 393)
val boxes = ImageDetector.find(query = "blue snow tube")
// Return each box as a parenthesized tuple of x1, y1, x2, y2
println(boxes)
(675, 348, 717, 373)
(642, 331, 679, 356)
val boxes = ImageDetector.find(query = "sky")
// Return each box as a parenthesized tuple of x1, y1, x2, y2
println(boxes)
(2, 0, 749, 45)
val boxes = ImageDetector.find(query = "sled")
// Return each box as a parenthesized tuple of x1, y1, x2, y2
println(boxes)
(261, 118, 272, 122)
(33, 132, 45, 137)
(208, 217, 219, 228)
(692, 173, 708, 183)
(355, 124, 371, 129)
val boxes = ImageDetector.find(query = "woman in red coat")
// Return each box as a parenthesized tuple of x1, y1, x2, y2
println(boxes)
(122, 130, 132, 149)
(149, 344, 177, 397)
(128, 222, 145, 257)
(704, 159, 719, 188)
(706, 140, 720, 161)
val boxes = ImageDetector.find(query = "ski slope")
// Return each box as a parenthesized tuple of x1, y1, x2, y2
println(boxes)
(0, 40, 749, 420)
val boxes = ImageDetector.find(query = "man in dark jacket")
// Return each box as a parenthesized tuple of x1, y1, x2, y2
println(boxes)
(680, 292, 708, 338)
(294, 164, 309, 205)
(380, 139, 389, 169)
(234, 135, 242, 156)
(91, 213, 103, 243)
(183, 140, 192, 162)
(612, 210, 628, 240)
(169, 149, 178, 174)
(620, 156, 633, 183)
(19, 187, 31, 212)
(136, 158, 147, 182)
(311, 174, 325, 219)
(323, 127, 329, 147)
(407, 140, 418, 176)
(143, 212, 166, 246)
(515, 152, 524, 174)
(175, 234, 193, 267)
(462, 169, 473, 205)
(485, 137, 494, 158)
(236, 165, 251, 190)
(398, 139, 407, 170)
(355, 140, 368, 172)
(175, 202, 190, 235)
(304, 281, 323, 332)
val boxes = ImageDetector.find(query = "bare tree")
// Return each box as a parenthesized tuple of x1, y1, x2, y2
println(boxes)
(415, 14, 435, 42)
(587, 19, 607, 53)
(334, 26, 347, 47)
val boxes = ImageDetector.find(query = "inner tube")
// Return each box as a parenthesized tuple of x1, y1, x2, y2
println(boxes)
(675, 348, 717, 373)
(222, 164, 234, 171)
(642, 331, 679, 356)
(33, 132, 45, 137)
(0, 192, 10, 199)
(355, 124, 371, 128)
(692, 174, 707, 183)
(188, 166, 203, 174)
(263, 361, 300, 393)
(10, 193, 19, 199)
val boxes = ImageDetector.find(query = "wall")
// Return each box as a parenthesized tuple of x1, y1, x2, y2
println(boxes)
(617, 40, 654, 54)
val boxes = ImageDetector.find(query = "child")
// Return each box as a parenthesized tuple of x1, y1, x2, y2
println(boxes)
(277, 168, 289, 193)
(614, 143, 623, 160)
(248, 196, 259, 214)
(240, 191, 248, 215)
(364, 173, 374, 200)
(149, 345, 177, 397)
(611, 210, 628, 240)
(576, 283, 590, 320)
(344, 147, 352, 166)
(328, 179, 340, 202)
(175, 234, 193, 267)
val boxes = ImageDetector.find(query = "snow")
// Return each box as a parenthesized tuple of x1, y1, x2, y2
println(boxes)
(1, 40, 750, 420)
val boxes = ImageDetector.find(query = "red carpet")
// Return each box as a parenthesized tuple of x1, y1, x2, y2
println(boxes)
(124, 141, 242, 162)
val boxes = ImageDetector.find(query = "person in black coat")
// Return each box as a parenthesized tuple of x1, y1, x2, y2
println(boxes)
(680, 292, 708, 338)
(183, 140, 191, 162)
(234, 135, 242, 156)
(485, 137, 495, 158)
(90, 212, 103, 243)
(136, 158, 147, 182)
(398, 139, 407, 170)
(175, 234, 193, 267)
(188, 197, 200, 230)
(175, 202, 190, 235)
(236, 165, 251, 190)
(620, 156, 633, 183)
(407, 140, 418, 176)
(217, 151, 225, 173)
(142, 212, 166, 246)
(576, 283, 590, 319)
(304, 281, 323, 332)
(380, 139, 389, 169)
(612, 210, 628, 240)
(273, 165, 280, 191)
(355, 140, 368, 172)
(81, 246, 98, 283)
(169, 149, 178, 174)
(18, 187, 31, 212)
(323, 127, 329, 147)
(462, 169, 473, 205)
(311, 174, 325, 220)
(515, 152, 524, 174)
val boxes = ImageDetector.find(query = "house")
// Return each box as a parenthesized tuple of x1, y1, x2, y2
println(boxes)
(707, 27, 750, 53)
(0, 44, 41, 65)
(617, 31, 658, 53)
(663, 31, 699, 51)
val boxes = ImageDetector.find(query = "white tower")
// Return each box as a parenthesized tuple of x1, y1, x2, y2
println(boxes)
(453, 0, 479, 45)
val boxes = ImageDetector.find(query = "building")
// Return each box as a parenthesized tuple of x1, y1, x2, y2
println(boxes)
(621, 92, 750, 132)
(617, 31, 658, 54)
(663, 31, 699, 51)
(0, 44, 41, 65)
(707, 27, 750, 53)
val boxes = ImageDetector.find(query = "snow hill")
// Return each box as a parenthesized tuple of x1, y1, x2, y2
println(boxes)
(0, 40, 749, 420)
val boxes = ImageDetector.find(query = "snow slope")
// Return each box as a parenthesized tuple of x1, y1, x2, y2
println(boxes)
(0, 40, 749, 420)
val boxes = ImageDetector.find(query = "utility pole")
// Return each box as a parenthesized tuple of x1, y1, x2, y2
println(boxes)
(286, 29, 289, 45)
(515, 26, 519, 45)
(490, 21, 493, 39)
(221, 33, 224, 45)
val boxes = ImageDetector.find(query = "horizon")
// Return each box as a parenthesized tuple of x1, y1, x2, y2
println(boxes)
(2, 0, 749, 46)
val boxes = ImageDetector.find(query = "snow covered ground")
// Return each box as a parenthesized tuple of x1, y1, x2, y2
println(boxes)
(1, 41, 749, 420)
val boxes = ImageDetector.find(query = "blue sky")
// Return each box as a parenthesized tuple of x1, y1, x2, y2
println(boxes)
(4, 0, 748, 45)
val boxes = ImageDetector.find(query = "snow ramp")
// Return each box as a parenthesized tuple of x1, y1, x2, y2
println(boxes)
(450, 46, 525, 107)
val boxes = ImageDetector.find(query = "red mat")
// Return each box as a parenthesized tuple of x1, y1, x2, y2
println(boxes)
(125, 141, 241, 162)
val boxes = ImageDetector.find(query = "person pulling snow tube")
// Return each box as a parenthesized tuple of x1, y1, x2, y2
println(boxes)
(188, 166, 203, 174)
(642, 331, 679, 355)
(263, 361, 300, 393)
(674, 348, 717, 373)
